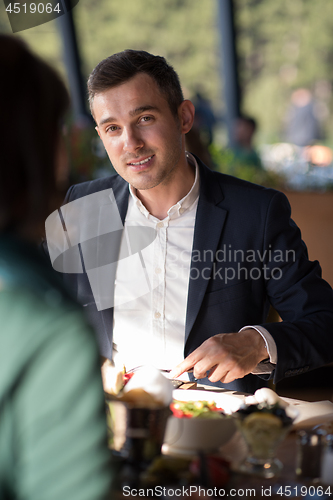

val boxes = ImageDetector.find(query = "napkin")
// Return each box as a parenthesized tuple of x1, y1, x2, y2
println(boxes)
(284, 399, 333, 429)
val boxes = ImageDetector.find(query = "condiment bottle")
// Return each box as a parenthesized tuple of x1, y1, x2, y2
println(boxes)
(320, 434, 333, 485)
(296, 429, 325, 479)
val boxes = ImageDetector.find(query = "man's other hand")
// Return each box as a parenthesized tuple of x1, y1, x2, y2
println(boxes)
(170, 329, 268, 384)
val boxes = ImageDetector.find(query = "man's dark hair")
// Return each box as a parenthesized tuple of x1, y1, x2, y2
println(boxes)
(87, 49, 184, 118)
(0, 35, 69, 236)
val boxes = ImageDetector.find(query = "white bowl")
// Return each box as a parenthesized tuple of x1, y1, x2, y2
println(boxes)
(162, 390, 242, 456)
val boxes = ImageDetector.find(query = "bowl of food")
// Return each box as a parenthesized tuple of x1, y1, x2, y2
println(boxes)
(162, 390, 242, 456)
(105, 366, 173, 464)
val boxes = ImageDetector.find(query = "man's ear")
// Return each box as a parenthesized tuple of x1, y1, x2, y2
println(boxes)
(178, 100, 195, 134)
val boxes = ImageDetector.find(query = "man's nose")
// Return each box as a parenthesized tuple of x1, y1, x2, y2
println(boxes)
(123, 127, 144, 152)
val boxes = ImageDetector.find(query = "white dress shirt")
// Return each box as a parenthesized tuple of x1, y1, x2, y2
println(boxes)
(113, 153, 277, 373)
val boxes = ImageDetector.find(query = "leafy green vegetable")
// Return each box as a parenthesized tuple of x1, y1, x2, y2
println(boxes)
(171, 400, 224, 418)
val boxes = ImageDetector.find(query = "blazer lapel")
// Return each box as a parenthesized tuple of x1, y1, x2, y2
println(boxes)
(80, 175, 129, 312)
(185, 160, 228, 343)
(94, 175, 129, 358)
(111, 174, 130, 224)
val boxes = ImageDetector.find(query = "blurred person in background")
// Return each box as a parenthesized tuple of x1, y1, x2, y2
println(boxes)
(185, 90, 216, 169)
(232, 115, 263, 169)
(284, 88, 321, 147)
(191, 90, 216, 147)
(0, 35, 111, 500)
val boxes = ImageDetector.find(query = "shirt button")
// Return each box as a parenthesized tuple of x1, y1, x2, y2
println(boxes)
(157, 222, 164, 229)
(154, 312, 161, 319)
(155, 267, 161, 274)
(179, 208, 185, 214)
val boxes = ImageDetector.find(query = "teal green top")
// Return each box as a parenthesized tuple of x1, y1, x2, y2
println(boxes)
(0, 235, 111, 500)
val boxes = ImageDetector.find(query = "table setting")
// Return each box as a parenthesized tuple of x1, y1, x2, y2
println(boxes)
(104, 366, 333, 498)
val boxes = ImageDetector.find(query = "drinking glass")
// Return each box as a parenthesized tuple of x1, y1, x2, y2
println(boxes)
(235, 405, 298, 478)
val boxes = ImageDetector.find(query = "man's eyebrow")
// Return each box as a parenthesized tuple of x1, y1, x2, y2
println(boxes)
(129, 105, 158, 117)
(98, 105, 159, 127)
(99, 116, 116, 126)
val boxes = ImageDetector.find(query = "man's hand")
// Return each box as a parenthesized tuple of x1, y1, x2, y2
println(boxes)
(170, 329, 268, 384)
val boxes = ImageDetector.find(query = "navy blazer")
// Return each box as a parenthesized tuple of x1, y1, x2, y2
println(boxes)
(59, 157, 333, 393)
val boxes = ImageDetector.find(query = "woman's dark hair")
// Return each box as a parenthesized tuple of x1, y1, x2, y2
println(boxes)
(87, 49, 184, 118)
(0, 35, 69, 235)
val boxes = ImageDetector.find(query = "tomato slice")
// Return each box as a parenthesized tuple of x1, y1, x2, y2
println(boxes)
(123, 372, 134, 386)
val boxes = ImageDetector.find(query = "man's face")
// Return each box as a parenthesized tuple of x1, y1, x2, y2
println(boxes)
(93, 73, 186, 191)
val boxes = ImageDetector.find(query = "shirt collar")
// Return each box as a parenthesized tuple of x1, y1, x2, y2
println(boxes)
(129, 152, 200, 220)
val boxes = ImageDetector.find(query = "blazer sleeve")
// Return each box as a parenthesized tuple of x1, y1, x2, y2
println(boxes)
(259, 191, 333, 383)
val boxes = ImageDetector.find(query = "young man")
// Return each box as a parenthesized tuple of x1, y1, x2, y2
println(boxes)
(51, 50, 333, 393)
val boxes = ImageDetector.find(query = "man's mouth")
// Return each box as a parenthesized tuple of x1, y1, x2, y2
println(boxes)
(127, 155, 154, 166)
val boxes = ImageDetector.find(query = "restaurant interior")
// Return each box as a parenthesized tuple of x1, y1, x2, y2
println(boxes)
(1, 0, 333, 497)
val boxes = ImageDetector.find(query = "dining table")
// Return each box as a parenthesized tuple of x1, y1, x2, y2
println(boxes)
(198, 384, 333, 498)
(227, 431, 331, 498)
(108, 384, 333, 499)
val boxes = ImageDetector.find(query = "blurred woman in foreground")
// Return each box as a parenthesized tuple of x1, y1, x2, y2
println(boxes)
(0, 35, 111, 500)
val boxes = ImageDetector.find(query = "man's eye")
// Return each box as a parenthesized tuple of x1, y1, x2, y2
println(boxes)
(141, 116, 151, 123)
(106, 125, 118, 132)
